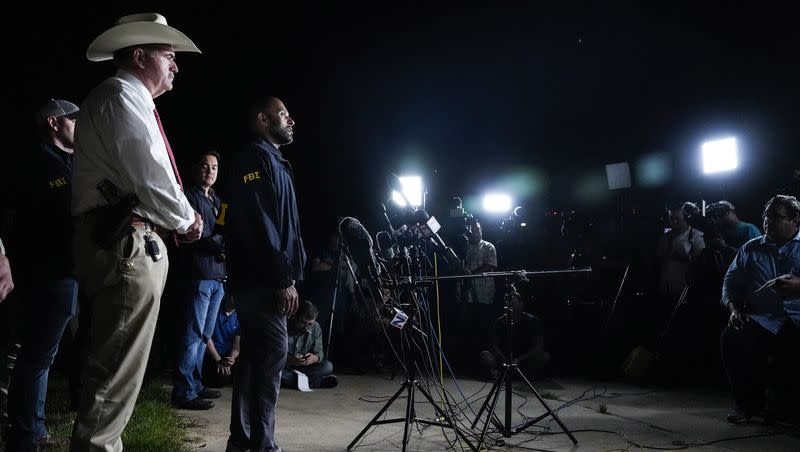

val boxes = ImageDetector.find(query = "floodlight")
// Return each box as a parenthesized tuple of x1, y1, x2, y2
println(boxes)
(702, 137, 738, 174)
(483, 193, 512, 213)
(391, 175, 423, 207)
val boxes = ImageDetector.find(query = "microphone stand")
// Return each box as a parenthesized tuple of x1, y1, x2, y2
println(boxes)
(346, 251, 477, 452)
(325, 243, 344, 360)
(423, 269, 588, 449)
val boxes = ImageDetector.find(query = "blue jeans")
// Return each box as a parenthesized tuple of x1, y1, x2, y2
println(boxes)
(227, 288, 287, 452)
(172, 279, 225, 402)
(7, 277, 78, 451)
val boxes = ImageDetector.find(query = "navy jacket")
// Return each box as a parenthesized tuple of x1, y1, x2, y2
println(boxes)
(224, 137, 306, 290)
(13, 143, 75, 277)
(175, 185, 227, 280)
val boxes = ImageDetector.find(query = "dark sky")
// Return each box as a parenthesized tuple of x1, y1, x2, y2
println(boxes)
(10, 4, 800, 248)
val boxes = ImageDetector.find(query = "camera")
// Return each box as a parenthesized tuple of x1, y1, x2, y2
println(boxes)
(681, 201, 731, 243)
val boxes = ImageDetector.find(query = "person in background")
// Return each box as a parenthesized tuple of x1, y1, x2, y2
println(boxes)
(721, 195, 800, 424)
(6, 99, 80, 451)
(0, 237, 11, 302)
(282, 301, 337, 389)
(171, 151, 227, 410)
(479, 291, 549, 380)
(709, 200, 762, 249)
(203, 295, 240, 388)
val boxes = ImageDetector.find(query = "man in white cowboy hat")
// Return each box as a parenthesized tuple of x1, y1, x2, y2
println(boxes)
(70, 13, 203, 452)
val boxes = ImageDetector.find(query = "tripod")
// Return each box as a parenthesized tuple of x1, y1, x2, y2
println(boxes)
(325, 244, 348, 360)
(471, 276, 578, 449)
(347, 329, 477, 451)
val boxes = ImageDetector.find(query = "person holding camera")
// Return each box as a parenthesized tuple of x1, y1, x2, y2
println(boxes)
(657, 203, 706, 299)
(721, 195, 800, 424)
(706, 200, 762, 250)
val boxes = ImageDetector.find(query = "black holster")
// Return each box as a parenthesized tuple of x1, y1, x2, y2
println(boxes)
(90, 197, 138, 249)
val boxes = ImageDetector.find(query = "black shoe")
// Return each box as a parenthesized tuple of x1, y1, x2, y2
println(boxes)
(174, 398, 214, 410)
(35, 434, 69, 450)
(320, 375, 339, 388)
(198, 388, 222, 399)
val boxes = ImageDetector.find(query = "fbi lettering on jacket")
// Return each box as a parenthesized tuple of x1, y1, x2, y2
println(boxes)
(243, 171, 261, 183)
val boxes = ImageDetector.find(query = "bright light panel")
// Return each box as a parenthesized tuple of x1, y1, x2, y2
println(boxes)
(391, 176, 423, 207)
(702, 137, 738, 174)
(483, 193, 512, 213)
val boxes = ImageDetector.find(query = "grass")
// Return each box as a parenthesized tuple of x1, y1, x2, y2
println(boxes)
(1, 376, 197, 452)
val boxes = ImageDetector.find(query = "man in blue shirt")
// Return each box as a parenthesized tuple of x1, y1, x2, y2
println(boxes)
(721, 195, 800, 424)
(204, 295, 240, 387)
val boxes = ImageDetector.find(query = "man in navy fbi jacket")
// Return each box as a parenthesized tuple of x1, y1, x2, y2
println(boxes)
(6, 99, 80, 451)
(223, 95, 306, 452)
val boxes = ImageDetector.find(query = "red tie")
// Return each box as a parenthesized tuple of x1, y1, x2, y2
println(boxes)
(153, 108, 183, 190)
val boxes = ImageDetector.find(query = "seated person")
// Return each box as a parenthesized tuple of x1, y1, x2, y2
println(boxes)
(721, 195, 800, 424)
(203, 296, 240, 387)
(480, 291, 550, 379)
(282, 301, 338, 389)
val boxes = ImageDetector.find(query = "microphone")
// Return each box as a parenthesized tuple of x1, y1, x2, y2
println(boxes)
(375, 230, 395, 260)
(338, 217, 381, 289)
(410, 209, 460, 264)
(378, 202, 395, 234)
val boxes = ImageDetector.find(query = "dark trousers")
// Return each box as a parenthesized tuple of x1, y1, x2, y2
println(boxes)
(281, 360, 333, 388)
(721, 320, 799, 415)
(227, 290, 287, 452)
(7, 277, 78, 451)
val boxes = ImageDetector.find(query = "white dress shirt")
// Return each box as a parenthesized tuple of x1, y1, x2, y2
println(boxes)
(72, 70, 194, 233)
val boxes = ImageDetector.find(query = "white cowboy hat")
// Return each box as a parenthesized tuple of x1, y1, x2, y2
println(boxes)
(86, 13, 201, 62)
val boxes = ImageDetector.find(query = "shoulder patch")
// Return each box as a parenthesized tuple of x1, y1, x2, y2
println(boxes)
(49, 177, 68, 188)
(242, 171, 262, 183)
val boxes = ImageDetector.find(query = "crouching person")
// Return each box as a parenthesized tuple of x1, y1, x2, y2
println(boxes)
(282, 301, 338, 389)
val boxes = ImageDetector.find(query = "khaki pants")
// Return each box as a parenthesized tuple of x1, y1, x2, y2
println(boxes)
(70, 219, 168, 452)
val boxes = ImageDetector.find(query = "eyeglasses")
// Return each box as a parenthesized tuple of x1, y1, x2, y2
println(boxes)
(763, 213, 791, 221)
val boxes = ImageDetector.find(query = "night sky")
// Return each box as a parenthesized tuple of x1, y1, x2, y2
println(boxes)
(10, 4, 800, 251)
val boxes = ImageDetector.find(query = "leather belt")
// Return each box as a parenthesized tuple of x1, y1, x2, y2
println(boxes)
(131, 215, 170, 239)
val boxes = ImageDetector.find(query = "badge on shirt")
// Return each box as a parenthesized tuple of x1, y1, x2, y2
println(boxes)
(216, 203, 228, 226)
(119, 258, 136, 274)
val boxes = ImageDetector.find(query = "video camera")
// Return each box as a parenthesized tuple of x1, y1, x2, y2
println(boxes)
(681, 201, 730, 238)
